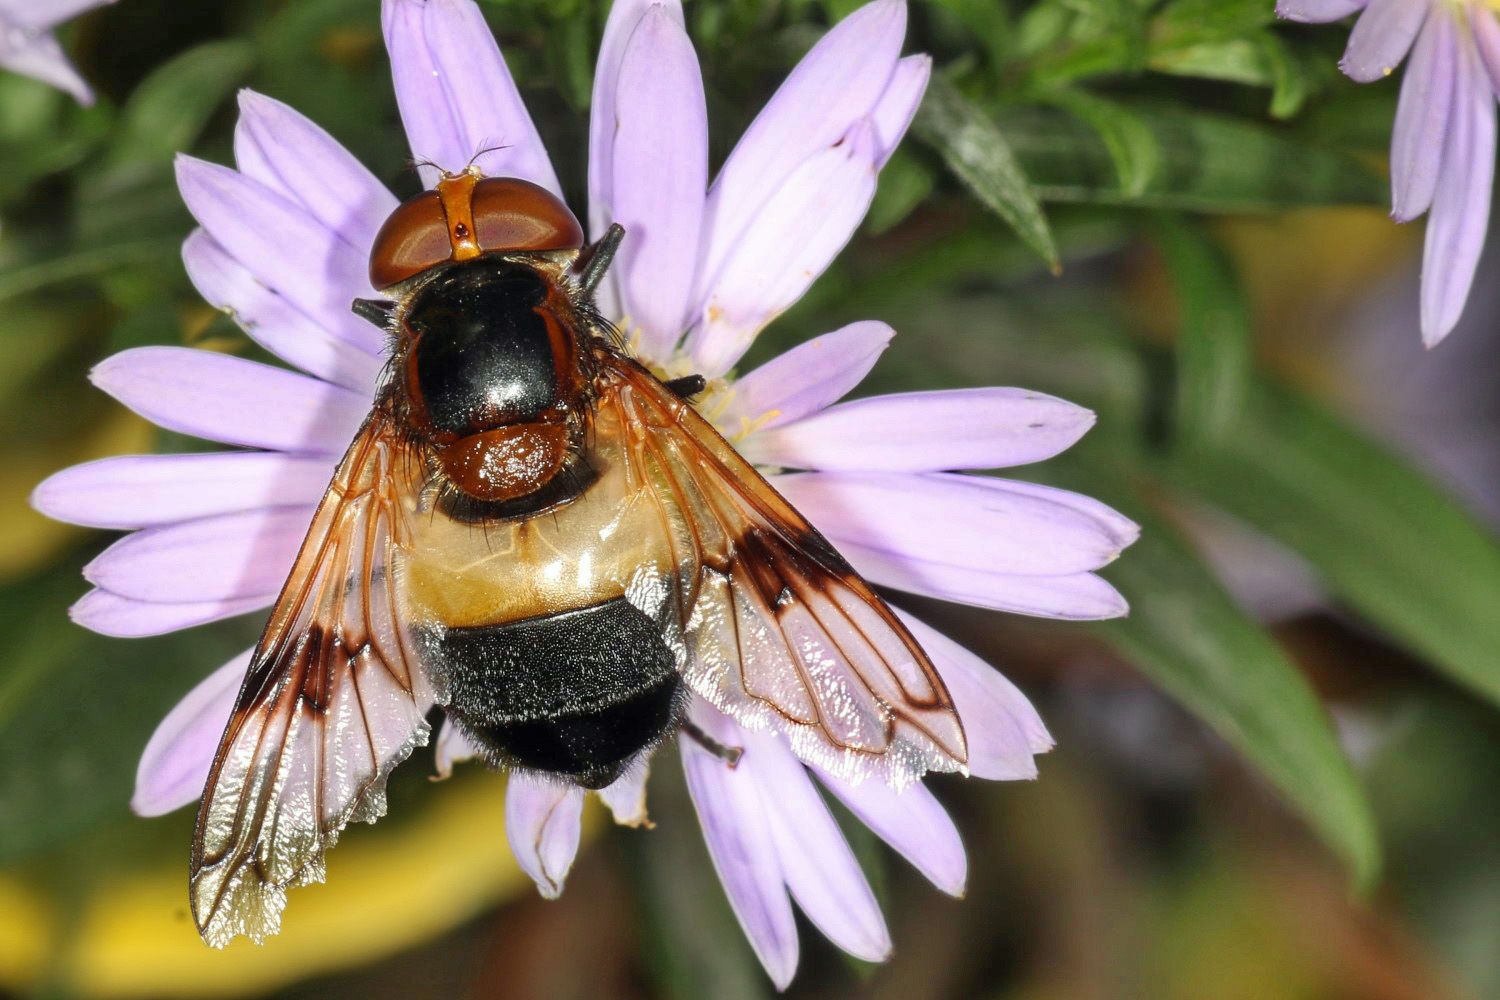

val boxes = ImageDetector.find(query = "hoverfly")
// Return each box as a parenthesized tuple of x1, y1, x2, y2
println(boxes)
(189, 168, 969, 946)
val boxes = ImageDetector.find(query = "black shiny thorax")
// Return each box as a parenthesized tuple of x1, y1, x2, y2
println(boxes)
(403, 259, 562, 437)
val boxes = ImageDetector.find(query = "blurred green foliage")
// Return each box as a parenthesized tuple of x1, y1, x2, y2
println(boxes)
(2, 0, 1498, 998)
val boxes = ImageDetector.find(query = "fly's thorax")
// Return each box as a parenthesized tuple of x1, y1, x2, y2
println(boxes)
(388, 254, 597, 505)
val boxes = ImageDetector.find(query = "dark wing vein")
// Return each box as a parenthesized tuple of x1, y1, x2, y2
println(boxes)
(189, 413, 435, 947)
(600, 354, 967, 787)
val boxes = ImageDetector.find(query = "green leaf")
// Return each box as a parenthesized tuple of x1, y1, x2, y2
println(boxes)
(0, 76, 112, 194)
(995, 102, 1386, 210)
(1149, 38, 1276, 87)
(1259, 32, 1313, 118)
(1095, 506, 1381, 888)
(0, 237, 180, 304)
(1159, 379, 1500, 714)
(1150, 215, 1252, 447)
(1154, 0, 1275, 38)
(913, 76, 1060, 271)
(109, 39, 255, 167)
(1147, 25, 1313, 117)
(1014, 2, 1077, 61)
(1043, 89, 1160, 198)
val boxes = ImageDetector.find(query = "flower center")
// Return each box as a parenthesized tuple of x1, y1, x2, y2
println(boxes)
(613, 316, 750, 440)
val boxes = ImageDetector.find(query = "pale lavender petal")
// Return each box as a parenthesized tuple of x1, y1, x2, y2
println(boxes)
(814, 766, 966, 896)
(70, 589, 273, 638)
(1390, 13, 1455, 221)
(610, 5, 708, 360)
(0, 28, 91, 104)
(772, 472, 1135, 576)
(505, 772, 585, 899)
(382, 0, 560, 193)
(871, 54, 930, 166)
(32, 452, 333, 529)
(587, 0, 677, 321)
(182, 231, 384, 391)
(175, 156, 383, 355)
(1341, 0, 1429, 81)
(598, 764, 650, 827)
(720, 321, 894, 433)
(588, 0, 681, 235)
(978, 477, 1141, 548)
(741, 388, 1096, 473)
(1473, 4, 1500, 93)
(83, 506, 312, 602)
(741, 729, 891, 962)
(10, 0, 115, 29)
(233, 90, 398, 254)
(433, 716, 480, 779)
(897, 610, 1053, 778)
(690, 120, 881, 377)
(91, 347, 369, 454)
(681, 702, 798, 989)
(1421, 27, 1495, 345)
(694, 0, 904, 304)
(853, 545, 1129, 618)
(132, 649, 250, 816)
(1276, 0, 1369, 22)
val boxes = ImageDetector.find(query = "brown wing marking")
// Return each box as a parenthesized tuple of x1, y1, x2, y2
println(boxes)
(190, 412, 435, 947)
(598, 353, 967, 787)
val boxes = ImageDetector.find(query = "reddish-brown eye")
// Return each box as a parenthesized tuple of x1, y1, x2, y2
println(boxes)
(471, 178, 585, 254)
(369, 190, 453, 290)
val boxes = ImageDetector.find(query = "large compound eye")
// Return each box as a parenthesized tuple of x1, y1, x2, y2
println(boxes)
(369, 190, 451, 290)
(471, 177, 585, 253)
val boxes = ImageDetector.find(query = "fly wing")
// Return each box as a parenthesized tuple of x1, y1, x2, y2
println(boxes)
(598, 353, 967, 788)
(190, 412, 435, 947)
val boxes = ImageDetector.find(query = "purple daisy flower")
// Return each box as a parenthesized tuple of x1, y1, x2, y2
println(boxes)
(32, 0, 1137, 985)
(0, 0, 112, 104)
(1278, 0, 1500, 346)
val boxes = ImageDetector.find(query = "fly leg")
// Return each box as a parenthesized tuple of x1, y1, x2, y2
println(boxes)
(681, 719, 743, 767)
(576, 223, 625, 296)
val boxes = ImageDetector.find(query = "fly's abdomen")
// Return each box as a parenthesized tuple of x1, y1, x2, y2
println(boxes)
(430, 596, 682, 789)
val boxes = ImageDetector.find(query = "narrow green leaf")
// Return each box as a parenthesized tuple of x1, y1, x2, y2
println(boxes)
(1259, 32, 1313, 118)
(0, 76, 112, 193)
(913, 76, 1060, 271)
(1150, 38, 1275, 87)
(1155, 0, 1275, 38)
(1014, 2, 1078, 60)
(1160, 379, 1500, 712)
(1044, 89, 1160, 198)
(0, 238, 180, 304)
(110, 40, 255, 167)
(1096, 506, 1381, 888)
(995, 102, 1386, 209)
(1150, 215, 1252, 446)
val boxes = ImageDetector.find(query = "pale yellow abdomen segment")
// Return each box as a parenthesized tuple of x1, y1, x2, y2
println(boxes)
(397, 402, 692, 631)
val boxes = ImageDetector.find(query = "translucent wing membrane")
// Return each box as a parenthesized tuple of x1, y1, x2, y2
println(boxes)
(599, 353, 968, 787)
(190, 414, 435, 947)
